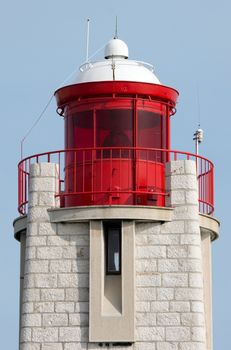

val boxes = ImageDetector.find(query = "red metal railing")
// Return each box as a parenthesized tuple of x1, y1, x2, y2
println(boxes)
(18, 148, 214, 216)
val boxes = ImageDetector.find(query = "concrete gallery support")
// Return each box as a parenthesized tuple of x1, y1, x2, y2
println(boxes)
(14, 160, 218, 350)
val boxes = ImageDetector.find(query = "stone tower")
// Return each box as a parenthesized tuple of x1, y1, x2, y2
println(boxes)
(14, 38, 219, 350)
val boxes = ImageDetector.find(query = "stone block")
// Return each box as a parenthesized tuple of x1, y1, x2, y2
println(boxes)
(34, 274, 57, 289)
(20, 327, 32, 342)
(136, 274, 161, 287)
(160, 221, 185, 235)
(158, 259, 179, 273)
(47, 235, 69, 246)
(167, 246, 188, 258)
(136, 223, 161, 235)
(42, 313, 68, 326)
(136, 288, 156, 301)
(151, 301, 169, 312)
(165, 160, 185, 176)
(22, 302, 34, 314)
(42, 343, 63, 350)
(26, 236, 47, 247)
(184, 160, 196, 175)
(188, 245, 202, 259)
(75, 302, 89, 313)
(28, 207, 50, 223)
(50, 260, 72, 273)
(38, 223, 56, 236)
(41, 289, 64, 301)
(59, 327, 83, 342)
(166, 327, 190, 341)
(189, 273, 203, 288)
(185, 190, 198, 204)
(21, 314, 41, 327)
(169, 175, 197, 191)
(57, 223, 89, 236)
(150, 234, 180, 245)
(162, 273, 188, 287)
(34, 302, 54, 313)
(55, 302, 75, 313)
(30, 177, 56, 193)
(64, 344, 87, 350)
(58, 273, 88, 288)
(69, 313, 89, 326)
(175, 288, 203, 301)
(30, 163, 41, 177)
(39, 192, 56, 206)
(65, 288, 89, 302)
(191, 301, 204, 313)
(136, 259, 157, 273)
(178, 259, 202, 272)
(25, 260, 49, 274)
(136, 302, 151, 312)
(137, 246, 166, 259)
(179, 343, 205, 350)
(157, 288, 174, 301)
(136, 327, 165, 341)
(24, 275, 35, 288)
(62, 246, 89, 260)
(72, 260, 89, 273)
(170, 190, 186, 205)
(169, 301, 190, 312)
(184, 220, 200, 234)
(27, 223, 38, 236)
(157, 313, 180, 326)
(156, 342, 178, 350)
(28, 192, 39, 207)
(37, 247, 63, 259)
(191, 327, 206, 341)
(32, 327, 58, 342)
(172, 206, 199, 221)
(21, 344, 40, 350)
(180, 234, 200, 245)
(181, 313, 205, 326)
(40, 163, 59, 178)
(70, 235, 89, 246)
(135, 342, 156, 350)
(23, 288, 40, 302)
(25, 247, 36, 260)
(136, 312, 156, 326)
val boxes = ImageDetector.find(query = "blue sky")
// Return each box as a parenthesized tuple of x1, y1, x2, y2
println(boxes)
(0, 0, 230, 348)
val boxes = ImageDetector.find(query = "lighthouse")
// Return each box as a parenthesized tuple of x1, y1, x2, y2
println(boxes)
(14, 37, 219, 350)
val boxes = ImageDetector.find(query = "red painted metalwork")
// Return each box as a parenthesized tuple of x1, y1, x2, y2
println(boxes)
(55, 81, 179, 110)
(18, 148, 214, 216)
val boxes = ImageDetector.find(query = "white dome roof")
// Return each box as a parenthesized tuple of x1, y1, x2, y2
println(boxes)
(104, 38, 129, 59)
(68, 38, 161, 85)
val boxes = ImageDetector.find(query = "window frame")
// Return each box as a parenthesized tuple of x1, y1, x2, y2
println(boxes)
(104, 221, 122, 275)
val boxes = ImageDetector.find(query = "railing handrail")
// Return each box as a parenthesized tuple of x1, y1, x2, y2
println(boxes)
(18, 147, 214, 167)
(18, 147, 214, 216)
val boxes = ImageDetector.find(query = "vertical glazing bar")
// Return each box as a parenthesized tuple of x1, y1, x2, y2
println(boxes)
(100, 149, 103, 193)
(109, 149, 112, 204)
(134, 99, 138, 203)
(91, 149, 94, 203)
(119, 148, 121, 192)
(74, 150, 77, 193)
(83, 150, 85, 193)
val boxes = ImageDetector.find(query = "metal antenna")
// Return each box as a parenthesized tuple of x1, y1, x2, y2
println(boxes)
(86, 18, 90, 62)
(114, 16, 118, 39)
(193, 127, 204, 156)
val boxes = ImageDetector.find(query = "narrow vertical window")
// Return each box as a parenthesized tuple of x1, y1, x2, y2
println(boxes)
(104, 222, 121, 275)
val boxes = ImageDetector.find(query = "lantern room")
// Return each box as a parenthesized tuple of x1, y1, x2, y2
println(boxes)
(55, 38, 178, 208)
